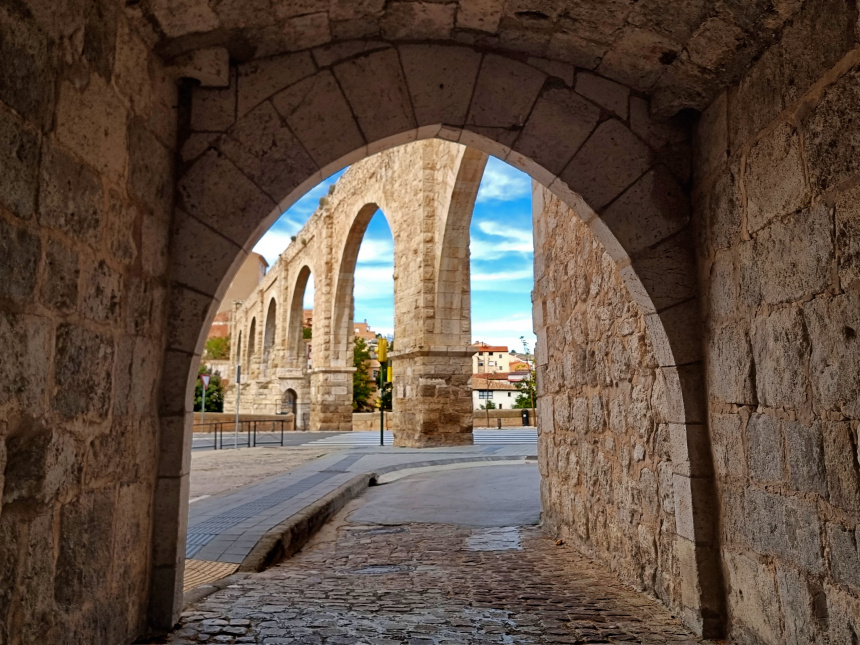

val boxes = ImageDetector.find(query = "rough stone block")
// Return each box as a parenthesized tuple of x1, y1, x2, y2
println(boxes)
(55, 76, 128, 182)
(724, 550, 783, 644)
(0, 108, 38, 219)
(467, 54, 546, 129)
(220, 101, 318, 201)
(38, 142, 104, 246)
(822, 421, 860, 512)
(55, 489, 115, 606)
(596, 27, 678, 93)
(129, 118, 174, 219)
(706, 159, 742, 251)
(562, 119, 652, 211)
(836, 183, 860, 289)
(630, 233, 698, 311)
(777, 567, 822, 645)
(0, 7, 53, 124)
(746, 488, 823, 572)
(804, 292, 860, 418)
(141, 211, 169, 278)
(190, 72, 236, 132)
(106, 188, 139, 265)
(747, 414, 783, 483)
(745, 121, 808, 233)
(710, 413, 744, 479)
(602, 165, 690, 256)
(52, 323, 114, 421)
(42, 239, 79, 312)
(81, 260, 123, 324)
(693, 91, 727, 182)
(334, 49, 415, 144)
(0, 216, 40, 301)
(826, 523, 860, 590)
(2, 420, 78, 505)
(177, 150, 276, 246)
(515, 85, 600, 176)
(826, 581, 860, 643)
(785, 420, 826, 495)
(777, 0, 855, 107)
(755, 204, 833, 305)
(728, 44, 785, 152)
(0, 312, 50, 409)
(455, 0, 504, 32)
(381, 2, 455, 39)
(751, 306, 810, 409)
(149, 0, 220, 37)
(806, 66, 860, 195)
(237, 52, 316, 119)
(575, 72, 629, 119)
(113, 17, 152, 117)
(399, 44, 480, 128)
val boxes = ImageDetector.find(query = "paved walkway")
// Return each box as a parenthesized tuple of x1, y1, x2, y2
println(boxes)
(168, 523, 703, 644)
(185, 443, 536, 565)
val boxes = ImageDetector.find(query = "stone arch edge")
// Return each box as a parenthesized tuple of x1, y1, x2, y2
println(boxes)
(156, 47, 721, 635)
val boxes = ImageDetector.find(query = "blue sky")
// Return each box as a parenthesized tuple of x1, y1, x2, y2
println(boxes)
(252, 155, 536, 353)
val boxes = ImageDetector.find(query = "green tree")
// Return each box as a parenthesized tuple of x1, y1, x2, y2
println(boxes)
(302, 326, 312, 339)
(353, 336, 374, 411)
(194, 364, 224, 412)
(204, 335, 231, 360)
(479, 400, 497, 410)
(512, 335, 536, 410)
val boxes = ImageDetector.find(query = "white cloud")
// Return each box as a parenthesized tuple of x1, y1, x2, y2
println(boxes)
(252, 229, 296, 266)
(356, 238, 394, 264)
(476, 158, 531, 203)
(470, 238, 533, 260)
(471, 312, 536, 351)
(471, 268, 533, 286)
(353, 265, 394, 300)
(477, 220, 531, 239)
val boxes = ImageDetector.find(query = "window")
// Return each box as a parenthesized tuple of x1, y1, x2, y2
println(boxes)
(507, 392, 511, 397)
(499, 404, 503, 409)
(478, 390, 491, 399)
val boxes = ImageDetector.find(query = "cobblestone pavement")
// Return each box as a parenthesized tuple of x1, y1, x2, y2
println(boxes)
(165, 522, 704, 644)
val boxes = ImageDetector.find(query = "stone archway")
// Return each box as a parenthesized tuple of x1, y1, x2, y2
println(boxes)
(158, 46, 719, 637)
(261, 298, 277, 378)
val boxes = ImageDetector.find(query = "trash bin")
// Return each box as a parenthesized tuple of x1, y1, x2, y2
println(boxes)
(497, 418, 502, 429)
(521, 409, 530, 426)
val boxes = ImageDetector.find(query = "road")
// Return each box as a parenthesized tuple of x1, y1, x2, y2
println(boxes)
(191, 428, 538, 450)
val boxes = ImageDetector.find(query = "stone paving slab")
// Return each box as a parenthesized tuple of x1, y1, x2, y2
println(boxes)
(164, 523, 707, 644)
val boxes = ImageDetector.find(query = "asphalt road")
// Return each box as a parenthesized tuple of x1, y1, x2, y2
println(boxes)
(348, 462, 542, 527)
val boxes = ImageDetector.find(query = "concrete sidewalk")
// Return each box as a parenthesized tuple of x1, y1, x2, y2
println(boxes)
(183, 442, 537, 593)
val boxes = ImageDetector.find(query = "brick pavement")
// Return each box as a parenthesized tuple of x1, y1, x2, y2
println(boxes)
(165, 523, 705, 644)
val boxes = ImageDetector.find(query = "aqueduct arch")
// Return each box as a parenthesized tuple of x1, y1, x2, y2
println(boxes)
(5, 2, 859, 643)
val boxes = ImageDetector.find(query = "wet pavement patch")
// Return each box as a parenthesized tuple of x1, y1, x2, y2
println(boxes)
(467, 526, 522, 551)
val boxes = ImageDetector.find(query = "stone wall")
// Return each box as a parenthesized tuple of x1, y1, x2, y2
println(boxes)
(535, 188, 680, 612)
(0, 0, 175, 642)
(693, 3, 860, 641)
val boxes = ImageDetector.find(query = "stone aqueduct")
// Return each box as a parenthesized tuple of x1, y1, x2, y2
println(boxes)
(221, 141, 487, 442)
(2, 1, 860, 643)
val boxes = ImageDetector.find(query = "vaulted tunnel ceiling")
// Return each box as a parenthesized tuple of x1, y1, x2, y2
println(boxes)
(128, 0, 808, 116)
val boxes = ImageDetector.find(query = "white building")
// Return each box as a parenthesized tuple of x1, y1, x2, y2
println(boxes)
(472, 376, 520, 410)
(472, 343, 513, 373)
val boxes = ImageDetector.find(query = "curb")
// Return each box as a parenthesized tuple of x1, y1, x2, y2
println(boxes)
(182, 455, 535, 607)
(237, 472, 375, 573)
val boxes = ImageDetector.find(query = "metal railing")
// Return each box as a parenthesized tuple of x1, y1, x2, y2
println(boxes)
(192, 419, 290, 450)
